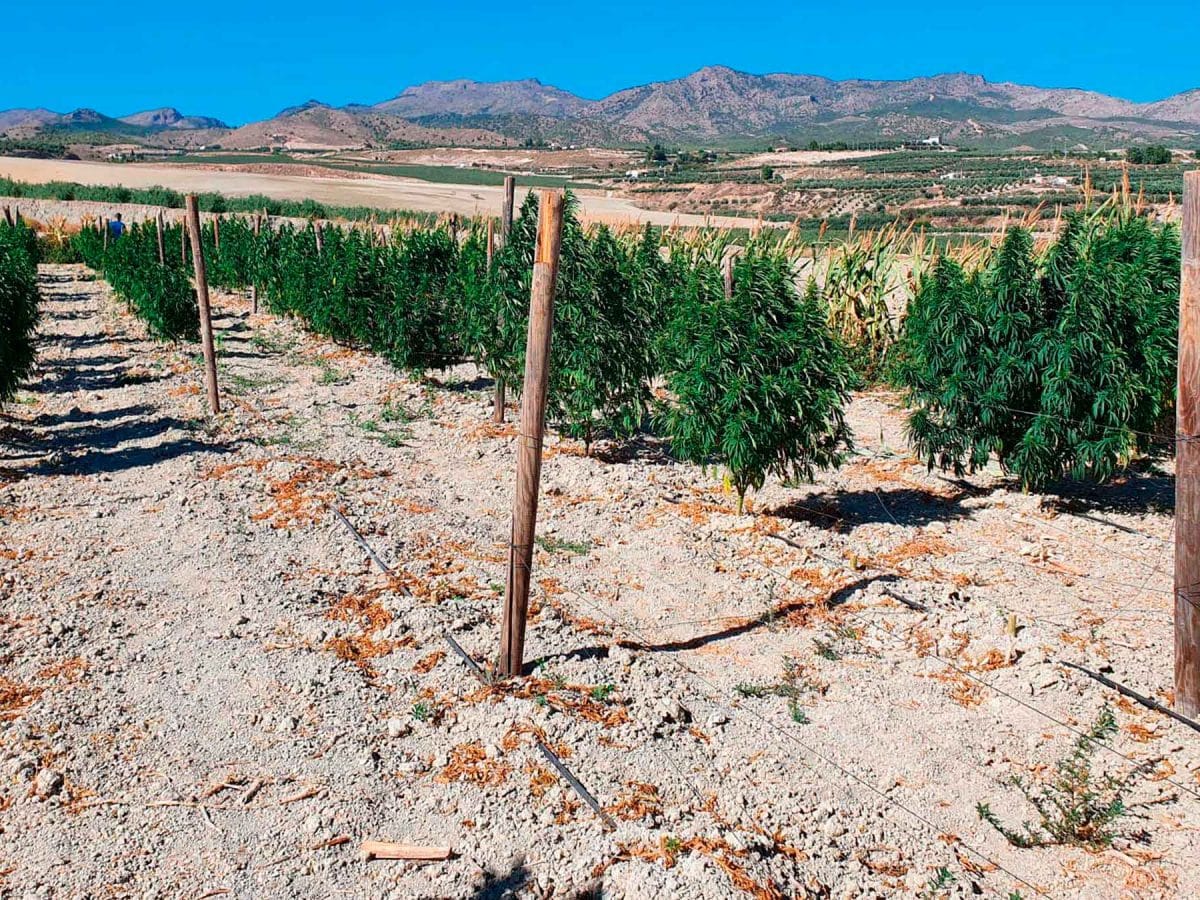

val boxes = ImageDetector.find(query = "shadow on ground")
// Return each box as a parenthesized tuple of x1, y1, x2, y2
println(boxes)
(764, 486, 973, 530)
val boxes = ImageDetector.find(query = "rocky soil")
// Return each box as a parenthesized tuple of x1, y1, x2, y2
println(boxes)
(0, 265, 1195, 899)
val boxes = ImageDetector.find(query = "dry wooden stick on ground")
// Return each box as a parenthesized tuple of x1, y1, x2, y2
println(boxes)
(360, 841, 452, 862)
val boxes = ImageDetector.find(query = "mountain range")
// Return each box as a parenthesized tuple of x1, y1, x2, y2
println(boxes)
(4, 67, 1200, 151)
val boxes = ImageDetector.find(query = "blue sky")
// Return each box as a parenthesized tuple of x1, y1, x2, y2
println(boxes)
(4, 0, 1198, 123)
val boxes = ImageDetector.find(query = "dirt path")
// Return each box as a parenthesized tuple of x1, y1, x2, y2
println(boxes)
(0, 266, 1195, 899)
(0, 156, 768, 229)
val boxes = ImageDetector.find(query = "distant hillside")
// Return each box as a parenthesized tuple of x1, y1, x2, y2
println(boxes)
(374, 78, 588, 119)
(220, 101, 513, 150)
(118, 107, 228, 130)
(5, 67, 1200, 151)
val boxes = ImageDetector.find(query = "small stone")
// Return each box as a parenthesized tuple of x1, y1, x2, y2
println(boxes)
(34, 769, 64, 799)
(386, 718, 411, 739)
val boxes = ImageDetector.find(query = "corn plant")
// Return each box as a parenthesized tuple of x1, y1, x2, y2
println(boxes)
(661, 243, 854, 512)
(818, 224, 905, 377)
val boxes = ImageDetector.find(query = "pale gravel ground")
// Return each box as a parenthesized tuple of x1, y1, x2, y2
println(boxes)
(0, 265, 1196, 899)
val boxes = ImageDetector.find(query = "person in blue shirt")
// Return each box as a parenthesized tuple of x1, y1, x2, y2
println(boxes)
(108, 213, 125, 240)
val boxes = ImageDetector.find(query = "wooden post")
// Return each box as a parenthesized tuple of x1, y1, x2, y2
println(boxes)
(314, 222, 323, 256)
(501, 175, 516, 244)
(497, 189, 564, 678)
(721, 244, 743, 300)
(185, 195, 221, 415)
(213, 215, 221, 254)
(155, 211, 166, 265)
(493, 175, 517, 424)
(102, 220, 109, 252)
(251, 214, 261, 314)
(1178, 170, 1200, 717)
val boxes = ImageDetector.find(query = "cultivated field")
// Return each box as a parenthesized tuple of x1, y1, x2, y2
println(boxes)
(0, 262, 1192, 899)
(3, 180, 1200, 900)
(0, 157, 765, 229)
(0, 159, 1197, 900)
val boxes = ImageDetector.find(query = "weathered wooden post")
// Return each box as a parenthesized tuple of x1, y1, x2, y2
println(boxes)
(250, 214, 261, 314)
(1178, 170, 1200, 717)
(314, 221, 323, 256)
(155, 211, 166, 265)
(185, 195, 221, 415)
(493, 175, 517, 424)
(102, 219, 109, 252)
(497, 189, 564, 678)
(721, 244, 743, 301)
(213, 215, 221, 254)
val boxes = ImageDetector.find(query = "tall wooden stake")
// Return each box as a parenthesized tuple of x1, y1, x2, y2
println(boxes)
(251, 214, 261, 313)
(493, 175, 517, 424)
(1178, 170, 1200, 717)
(213, 215, 221, 254)
(185, 195, 221, 415)
(497, 190, 563, 678)
(314, 221, 323, 256)
(181, 215, 188, 263)
(155, 211, 166, 265)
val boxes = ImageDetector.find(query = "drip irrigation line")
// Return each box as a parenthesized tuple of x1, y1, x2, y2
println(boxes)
(1015, 510, 1168, 578)
(581, 516, 1191, 812)
(336, 500, 1012, 889)
(334, 506, 749, 844)
(441, 632, 617, 831)
(809, 491, 1199, 798)
(535, 562, 1047, 897)
(1059, 662, 1200, 736)
(1058, 519, 1176, 638)
(696, 525, 1199, 806)
(582, 492, 1193, 806)
(332, 506, 398, 583)
(663, 490, 1172, 601)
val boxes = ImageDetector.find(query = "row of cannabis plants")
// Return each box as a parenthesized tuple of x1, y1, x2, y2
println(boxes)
(73, 195, 1180, 500)
(0, 221, 40, 405)
(75, 223, 199, 341)
(183, 194, 853, 509)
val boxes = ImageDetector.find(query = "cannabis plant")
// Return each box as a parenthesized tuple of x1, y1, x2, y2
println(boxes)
(81, 221, 198, 342)
(895, 203, 1178, 490)
(488, 193, 664, 451)
(0, 223, 40, 403)
(662, 245, 854, 511)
